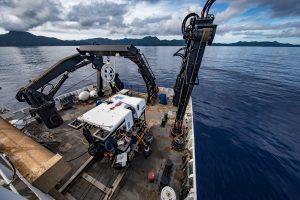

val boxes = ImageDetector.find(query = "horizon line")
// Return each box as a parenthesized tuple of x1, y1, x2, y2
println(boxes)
(1, 30, 300, 46)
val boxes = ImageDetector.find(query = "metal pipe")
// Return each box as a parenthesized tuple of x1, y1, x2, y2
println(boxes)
(0, 162, 18, 194)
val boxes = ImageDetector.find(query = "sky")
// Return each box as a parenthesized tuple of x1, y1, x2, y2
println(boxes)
(0, 0, 299, 44)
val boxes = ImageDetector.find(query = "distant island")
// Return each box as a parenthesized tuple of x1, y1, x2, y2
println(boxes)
(0, 31, 299, 47)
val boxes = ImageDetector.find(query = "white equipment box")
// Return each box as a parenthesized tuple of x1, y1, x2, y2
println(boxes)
(77, 101, 133, 133)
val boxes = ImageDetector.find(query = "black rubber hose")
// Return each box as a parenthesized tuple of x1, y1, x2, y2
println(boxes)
(41, 83, 54, 93)
(201, 0, 210, 18)
(182, 13, 199, 34)
(205, 0, 216, 18)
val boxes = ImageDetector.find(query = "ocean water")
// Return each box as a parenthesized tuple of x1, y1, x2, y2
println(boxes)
(0, 46, 299, 200)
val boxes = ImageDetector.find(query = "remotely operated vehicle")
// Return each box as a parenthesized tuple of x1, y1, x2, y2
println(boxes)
(78, 94, 152, 166)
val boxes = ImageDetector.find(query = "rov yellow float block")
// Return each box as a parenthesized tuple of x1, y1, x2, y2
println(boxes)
(0, 116, 71, 193)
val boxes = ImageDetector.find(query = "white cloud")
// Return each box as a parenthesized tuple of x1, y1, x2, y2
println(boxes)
(0, 0, 62, 31)
(0, 0, 299, 43)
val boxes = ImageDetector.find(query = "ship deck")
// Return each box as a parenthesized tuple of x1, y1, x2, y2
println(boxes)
(26, 91, 185, 200)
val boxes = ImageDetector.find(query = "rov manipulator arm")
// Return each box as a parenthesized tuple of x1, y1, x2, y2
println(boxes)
(16, 45, 158, 129)
(172, 0, 217, 136)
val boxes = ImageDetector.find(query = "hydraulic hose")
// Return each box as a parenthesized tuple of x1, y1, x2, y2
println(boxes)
(181, 13, 199, 34)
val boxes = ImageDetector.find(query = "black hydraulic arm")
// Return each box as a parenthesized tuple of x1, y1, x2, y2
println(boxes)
(16, 44, 157, 129)
(172, 0, 217, 134)
(16, 53, 92, 129)
(18, 54, 89, 94)
(16, 54, 95, 110)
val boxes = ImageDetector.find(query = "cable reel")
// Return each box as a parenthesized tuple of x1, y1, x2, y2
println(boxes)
(101, 62, 115, 82)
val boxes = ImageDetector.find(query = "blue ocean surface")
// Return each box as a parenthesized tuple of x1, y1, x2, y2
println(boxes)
(0, 46, 299, 200)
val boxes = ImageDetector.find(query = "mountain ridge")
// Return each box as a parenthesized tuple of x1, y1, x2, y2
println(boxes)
(0, 31, 299, 47)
